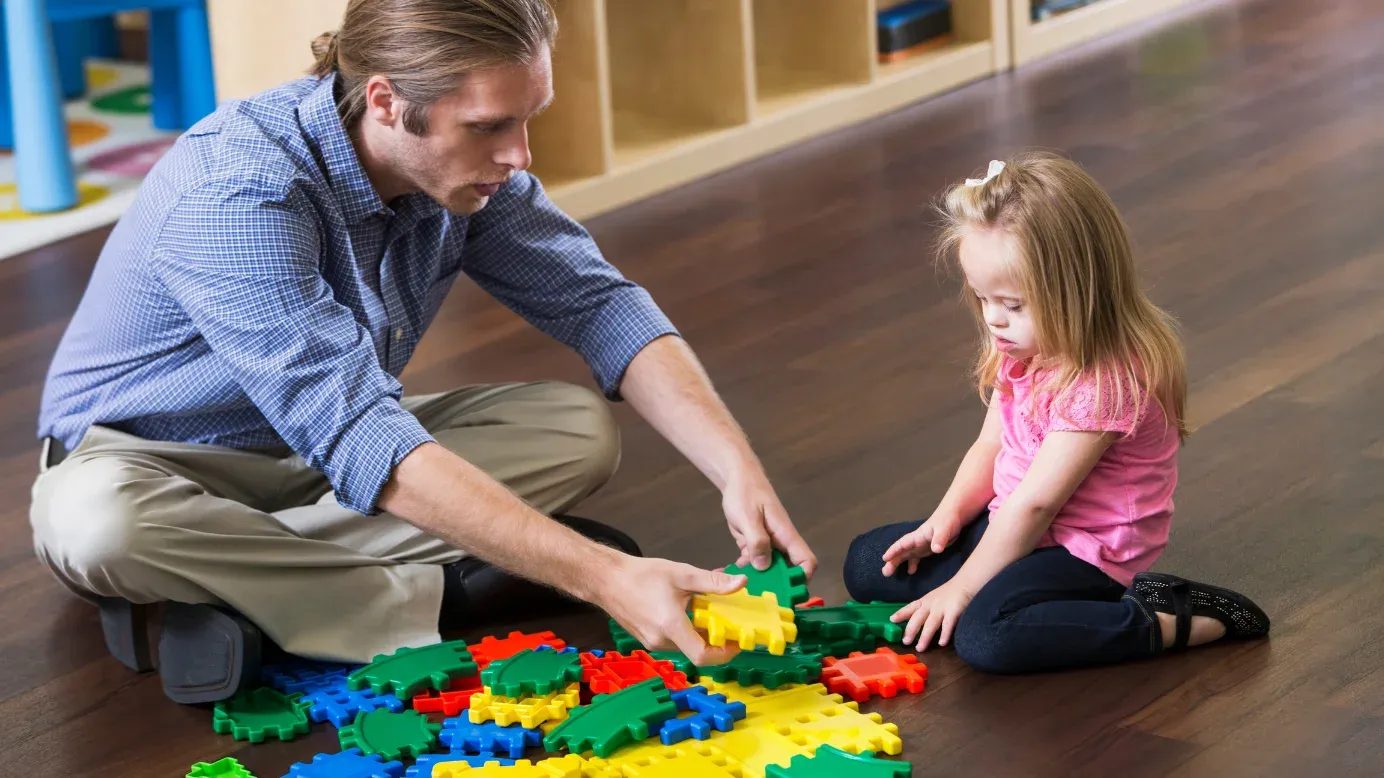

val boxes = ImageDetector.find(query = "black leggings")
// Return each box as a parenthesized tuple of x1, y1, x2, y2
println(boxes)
(843, 514, 1162, 673)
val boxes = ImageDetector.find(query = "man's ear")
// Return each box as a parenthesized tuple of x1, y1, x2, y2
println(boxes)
(363, 75, 402, 128)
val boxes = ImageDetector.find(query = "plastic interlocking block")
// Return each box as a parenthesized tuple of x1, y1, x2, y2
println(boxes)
(791, 632, 877, 660)
(186, 757, 257, 778)
(699, 650, 822, 689)
(406, 752, 516, 778)
(725, 550, 810, 607)
(282, 748, 405, 778)
(338, 708, 443, 762)
(211, 687, 312, 743)
(793, 603, 903, 644)
(819, 648, 926, 702)
(732, 684, 845, 726)
(301, 675, 406, 728)
(649, 652, 697, 680)
(782, 705, 902, 756)
(348, 640, 478, 699)
(581, 651, 690, 695)
(414, 673, 485, 716)
(440, 718, 543, 758)
(659, 685, 746, 745)
(431, 755, 590, 777)
(691, 590, 798, 655)
(764, 745, 910, 778)
(703, 725, 812, 778)
(482, 648, 585, 698)
(469, 683, 582, 728)
(470, 631, 568, 669)
(615, 740, 744, 778)
(262, 658, 357, 695)
(796, 598, 826, 609)
(542, 677, 680, 758)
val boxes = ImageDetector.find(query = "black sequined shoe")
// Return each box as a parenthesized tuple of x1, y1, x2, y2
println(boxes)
(1132, 572, 1271, 651)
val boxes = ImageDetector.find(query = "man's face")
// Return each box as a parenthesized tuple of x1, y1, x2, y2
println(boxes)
(384, 50, 554, 215)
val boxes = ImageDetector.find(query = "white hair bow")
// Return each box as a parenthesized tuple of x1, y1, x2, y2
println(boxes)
(966, 160, 1006, 186)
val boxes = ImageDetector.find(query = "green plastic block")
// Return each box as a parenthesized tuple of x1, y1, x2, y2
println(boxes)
(211, 688, 311, 743)
(765, 745, 911, 778)
(792, 631, 878, 659)
(542, 677, 679, 757)
(699, 649, 822, 689)
(348, 639, 477, 699)
(725, 550, 810, 607)
(649, 651, 698, 680)
(187, 757, 257, 778)
(338, 708, 442, 762)
(609, 619, 645, 653)
(481, 648, 584, 697)
(795, 602, 904, 643)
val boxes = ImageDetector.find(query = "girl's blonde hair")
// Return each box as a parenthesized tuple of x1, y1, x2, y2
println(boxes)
(937, 150, 1188, 440)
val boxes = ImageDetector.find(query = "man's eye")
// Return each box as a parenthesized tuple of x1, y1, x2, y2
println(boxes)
(473, 123, 505, 135)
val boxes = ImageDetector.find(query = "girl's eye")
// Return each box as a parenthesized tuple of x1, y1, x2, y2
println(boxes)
(1005, 303, 1022, 312)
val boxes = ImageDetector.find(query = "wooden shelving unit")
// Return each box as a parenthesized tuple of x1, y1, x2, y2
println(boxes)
(204, 0, 1204, 221)
(1009, 0, 1200, 67)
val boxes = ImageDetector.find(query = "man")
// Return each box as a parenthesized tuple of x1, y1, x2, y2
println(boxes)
(29, 0, 815, 704)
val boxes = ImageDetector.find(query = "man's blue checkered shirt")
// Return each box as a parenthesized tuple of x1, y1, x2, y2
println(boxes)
(38, 73, 678, 515)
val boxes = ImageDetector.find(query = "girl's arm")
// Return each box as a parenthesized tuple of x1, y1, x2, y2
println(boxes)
(949, 429, 1114, 594)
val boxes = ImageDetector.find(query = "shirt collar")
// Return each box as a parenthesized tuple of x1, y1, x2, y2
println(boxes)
(300, 73, 388, 224)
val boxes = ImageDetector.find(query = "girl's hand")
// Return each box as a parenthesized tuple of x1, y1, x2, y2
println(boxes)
(881, 513, 962, 576)
(890, 581, 976, 650)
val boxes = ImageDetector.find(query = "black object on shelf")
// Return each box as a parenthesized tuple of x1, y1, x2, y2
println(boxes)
(878, 1, 953, 58)
(1032, 0, 1100, 22)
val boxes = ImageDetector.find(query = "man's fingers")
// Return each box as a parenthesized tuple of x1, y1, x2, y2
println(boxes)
(738, 510, 773, 571)
(667, 614, 737, 666)
(679, 565, 747, 595)
(768, 522, 817, 578)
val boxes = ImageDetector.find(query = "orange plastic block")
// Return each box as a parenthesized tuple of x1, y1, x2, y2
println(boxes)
(819, 648, 926, 703)
(580, 651, 691, 695)
(797, 598, 826, 609)
(414, 673, 485, 715)
(691, 590, 798, 655)
(471, 631, 569, 669)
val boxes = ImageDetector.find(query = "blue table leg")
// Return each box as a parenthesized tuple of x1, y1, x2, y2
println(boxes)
(92, 16, 121, 60)
(53, 19, 90, 100)
(176, 1, 217, 128)
(5, 0, 78, 213)
(148, 9, 182, 131)
(0, 12, 12, 151)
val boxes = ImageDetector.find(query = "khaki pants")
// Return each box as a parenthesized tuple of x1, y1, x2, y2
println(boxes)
(28, 381, 620, 663)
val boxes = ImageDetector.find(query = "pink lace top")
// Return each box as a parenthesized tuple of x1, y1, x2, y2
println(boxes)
(988, 355, 1180, 586)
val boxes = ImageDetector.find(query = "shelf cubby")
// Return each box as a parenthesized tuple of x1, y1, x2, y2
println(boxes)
(751, 0, 874, 117)
(528, 0, 613, 188)
(1010, 0, 1199, 67)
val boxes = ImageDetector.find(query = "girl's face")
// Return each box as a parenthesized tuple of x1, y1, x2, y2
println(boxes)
(959, 227, 1038, 361)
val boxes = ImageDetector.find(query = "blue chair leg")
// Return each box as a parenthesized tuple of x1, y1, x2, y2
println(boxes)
(5, 0, 78, 213)
(175, 1, 217, 128)
(92, 17, 121, 60)
(148, 9, 183, 131)
(0, 12, 12, 151)
(53, 19, 90, 100)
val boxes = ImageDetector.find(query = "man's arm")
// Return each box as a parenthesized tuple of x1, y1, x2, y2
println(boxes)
(463, 173, 815, 574)
(619, 335, 816, 575)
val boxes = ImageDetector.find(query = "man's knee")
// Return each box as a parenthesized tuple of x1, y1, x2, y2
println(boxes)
(32, 457, 162, 585)
(541, 381, 621, 490)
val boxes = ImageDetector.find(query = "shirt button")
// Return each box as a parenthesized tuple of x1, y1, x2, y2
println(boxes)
(394, 327, 403, 340)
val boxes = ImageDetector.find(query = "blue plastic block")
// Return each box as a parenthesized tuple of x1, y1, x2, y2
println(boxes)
(535, 645, 578, 654)
(300, 676, 405, 727)
(660, 685, 747, 745)
(439, 718, 542, 758)
(405, 752, 516, 777)
(262, 658, 357, 695)
(282, 748, 404, 778)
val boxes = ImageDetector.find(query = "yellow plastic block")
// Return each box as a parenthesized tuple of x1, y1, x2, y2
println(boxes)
(705, 724, 813, 778)
(737, 684, 845, 725)
(616, 741, 744, 778)
(432, 754, 588, 777)
(690, 590, 798, 655)
(782, 706, 903, 756)
(702, 681, 803, 705)
(468, 683, 582, 728)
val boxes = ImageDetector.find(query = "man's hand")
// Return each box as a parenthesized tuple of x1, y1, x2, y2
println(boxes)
(880, 512, 964, 577)
(722, 469, 816, 575)
(891, 580, 976, 651)
(595, 555, 748, 666)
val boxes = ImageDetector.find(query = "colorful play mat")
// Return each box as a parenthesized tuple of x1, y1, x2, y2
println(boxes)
(0, 60, 180, 260)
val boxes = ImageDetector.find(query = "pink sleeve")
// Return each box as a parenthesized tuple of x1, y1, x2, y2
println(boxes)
(1045, 372, 1141, 435)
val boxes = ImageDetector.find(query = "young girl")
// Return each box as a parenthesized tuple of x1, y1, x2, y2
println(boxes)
(843, 152, 1270, 674)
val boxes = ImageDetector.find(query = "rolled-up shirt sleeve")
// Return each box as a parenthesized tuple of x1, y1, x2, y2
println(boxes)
(461, 172, 679, 398)
(152, 179, 434, 514)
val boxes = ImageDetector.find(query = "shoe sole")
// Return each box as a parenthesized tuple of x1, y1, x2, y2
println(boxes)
(99, 597, 155, 673)
(158, 602, 262, 704)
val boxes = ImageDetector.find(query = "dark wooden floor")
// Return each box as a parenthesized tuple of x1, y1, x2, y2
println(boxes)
(4, 0, 1384, 775)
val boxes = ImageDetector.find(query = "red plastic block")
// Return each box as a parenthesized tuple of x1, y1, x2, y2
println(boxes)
(580, 651, 690, 695)
(798, 597, 826, 609)
(819, 647, 927, 702)
(413, 673, 484, 716)
(470, 631, 568, 669)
